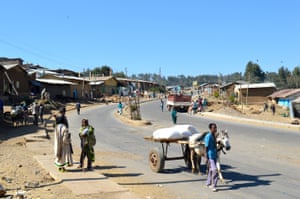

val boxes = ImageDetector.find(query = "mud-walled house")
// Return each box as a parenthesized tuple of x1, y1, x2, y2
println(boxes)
(36, 73, 91, 100)
(0, 58, 31, 100)
(234, 82, 276, 105)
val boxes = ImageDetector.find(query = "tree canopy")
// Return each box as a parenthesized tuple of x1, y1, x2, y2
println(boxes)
(81, 61, 300, 89)
(244, 61, 265, 82)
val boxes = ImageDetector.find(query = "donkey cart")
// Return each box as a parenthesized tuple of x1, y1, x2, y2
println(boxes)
(144, 136, 194, 173)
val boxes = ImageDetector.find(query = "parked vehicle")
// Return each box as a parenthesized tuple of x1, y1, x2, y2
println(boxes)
(167, 94, 192, 112)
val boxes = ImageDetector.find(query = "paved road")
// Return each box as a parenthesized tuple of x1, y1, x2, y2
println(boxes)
(68, 101, 300, 199)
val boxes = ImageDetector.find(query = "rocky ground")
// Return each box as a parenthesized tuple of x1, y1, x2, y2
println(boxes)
(205, 97, 294, 124)
(0, 98, 298, 199)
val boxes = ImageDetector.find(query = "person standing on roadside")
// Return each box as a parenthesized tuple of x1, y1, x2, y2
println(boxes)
(76, 101, 81, 115)
(160, 98, 164, 112)
(171, 106, 177, 124)
(270, 103, 276, 115)
(32, 101, 38, 126)
(54, 121, 73, 172)
(118, 101, 123, 115)
(39, 103, 44, 124)
(79, 119, 95, 171)
(55, 107, 69, 128)
(204, 123, 218, 192)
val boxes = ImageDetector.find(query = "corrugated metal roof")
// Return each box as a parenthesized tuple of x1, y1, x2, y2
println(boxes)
(89, 81, 104, 85)
(293, 96, 300, 103)
(1, 63, 19, 70)
(238, 82, 276, 89)
(36, 78, 76, 85)
(26, 69, 58, 75)
(55, 75, 85, 81)
(220, 82, 235, 89)
(84, 76, 116, 81)
(269, 89, 300, 98)
(116, 77, 157, 84)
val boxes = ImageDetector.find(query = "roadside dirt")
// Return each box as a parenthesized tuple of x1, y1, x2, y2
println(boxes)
(204, 97, 294, 124)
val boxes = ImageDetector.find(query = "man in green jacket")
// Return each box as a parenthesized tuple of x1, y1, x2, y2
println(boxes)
(79, 119, 95, 170)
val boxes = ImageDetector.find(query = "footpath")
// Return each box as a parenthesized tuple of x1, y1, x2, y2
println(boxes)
(23, 119, 140, 199)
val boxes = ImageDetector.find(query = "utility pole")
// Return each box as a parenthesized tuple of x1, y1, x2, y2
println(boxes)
(159, 67, 162, 85)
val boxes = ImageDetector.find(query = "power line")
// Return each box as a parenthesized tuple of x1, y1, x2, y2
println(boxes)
(0, 37, 77, 68)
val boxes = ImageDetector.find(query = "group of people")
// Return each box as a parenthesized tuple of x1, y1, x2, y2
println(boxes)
(263, 102, 276, 115)
(54, 107, 96, 172)
(190, 96, 207, 114)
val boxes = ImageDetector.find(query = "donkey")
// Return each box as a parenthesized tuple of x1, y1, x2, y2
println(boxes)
(188, 130, 231, 183)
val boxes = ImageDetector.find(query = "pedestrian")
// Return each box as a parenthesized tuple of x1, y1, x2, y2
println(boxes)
(204, 123, 218, 192)
(31, 101, 38, 126)
(270, 104, 276, 115)
(39, 103, 44, 124)
(76, 101, 81, 115)
(198, 97, 203, 112)
(118, 101, 123, 115)
(21, 101, 28, 125)
(171, 106, 177, 124)
(263, 102, 268, 112)
(160, 98, 164, 112)
(54, 121, 73, 172)
(192, 100, 198, 114)
(55, 107, 69, 128)
(79, 119, 95, 171)
(202, 98, 207, 111)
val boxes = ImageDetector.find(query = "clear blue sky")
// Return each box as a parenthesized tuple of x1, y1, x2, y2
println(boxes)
(0, 0, 299, 76)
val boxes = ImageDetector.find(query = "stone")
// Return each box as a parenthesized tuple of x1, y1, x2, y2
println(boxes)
(2, 177, 12, 183)
(24, 181, 40, 188)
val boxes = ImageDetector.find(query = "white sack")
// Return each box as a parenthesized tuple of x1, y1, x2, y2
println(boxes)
(152, 127, 182, 139)
(173, 124, 200, 137)
(152, 125, 200, 140)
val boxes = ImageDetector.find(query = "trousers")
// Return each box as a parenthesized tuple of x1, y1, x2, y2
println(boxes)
(206, 158, 218, 188)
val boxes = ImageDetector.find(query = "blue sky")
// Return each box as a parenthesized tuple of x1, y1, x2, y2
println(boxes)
(0, 0, 299, 76)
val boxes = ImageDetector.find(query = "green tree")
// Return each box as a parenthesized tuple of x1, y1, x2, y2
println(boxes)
(224, 72, 243, 82)
(265, 71, 279, 84)
(292, 66, 300, 88)
(278, 66, 290, 86)
(114, 71, 127, 78)
(244, 61, 265, 82)
(92, 65, 112, 76)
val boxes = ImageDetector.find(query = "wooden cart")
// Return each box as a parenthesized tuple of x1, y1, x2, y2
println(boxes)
(144, 136, 194, 173)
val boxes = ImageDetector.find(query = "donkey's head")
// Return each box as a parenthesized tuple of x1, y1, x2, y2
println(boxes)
(216, 129, 231, 151)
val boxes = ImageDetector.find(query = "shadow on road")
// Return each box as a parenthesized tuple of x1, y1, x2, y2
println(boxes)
(218, 168, 281, 191)
(102, 173, 143, 178)
(0, 121, 44, 140)
(118, 178, 203, 186)
(94, 165, 126, 170)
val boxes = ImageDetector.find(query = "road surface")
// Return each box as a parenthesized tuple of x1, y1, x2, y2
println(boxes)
(68, 101, 300, 199)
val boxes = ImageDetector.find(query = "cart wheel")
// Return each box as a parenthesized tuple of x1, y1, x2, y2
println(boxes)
(184, 144, 192, 169)
(149, 148, 165, 173)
